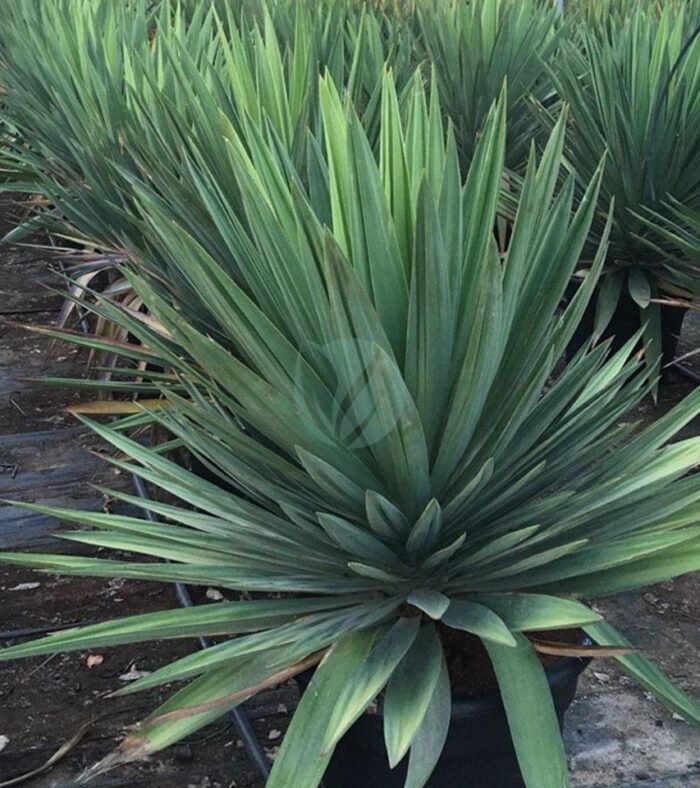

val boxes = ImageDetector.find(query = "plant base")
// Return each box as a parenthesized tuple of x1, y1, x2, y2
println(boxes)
(297, 650, 589, 788)
(566, 284, 687, 377)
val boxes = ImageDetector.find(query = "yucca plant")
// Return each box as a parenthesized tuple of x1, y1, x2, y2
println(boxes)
(567, 0, 692, 25)
(2, 74, 700, 787)
(0, 0, 414, 249)
(416, 0, 560, 172)
(0, 0, 415, 383)
(547, 6, 700, 368)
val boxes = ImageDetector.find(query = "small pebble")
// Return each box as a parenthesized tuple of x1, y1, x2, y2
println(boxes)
(173, 744, 193, 762)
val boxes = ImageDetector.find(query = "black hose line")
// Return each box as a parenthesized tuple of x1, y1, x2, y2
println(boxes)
(130, 475, 271, 780)
(0, 477, 271, 780)
(0, 620, 98, 641)
(674, 362, 700, 386)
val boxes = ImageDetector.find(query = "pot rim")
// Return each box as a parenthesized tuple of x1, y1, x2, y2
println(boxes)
(296, 634, 592, 719)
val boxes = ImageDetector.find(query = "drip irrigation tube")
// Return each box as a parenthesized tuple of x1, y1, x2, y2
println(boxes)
(0, 479, 271, 779)
(0, 620, 98, 642)
(675, 363, 700, 386)
(61, 253, 271, 776)
(130, 475, 271, 780)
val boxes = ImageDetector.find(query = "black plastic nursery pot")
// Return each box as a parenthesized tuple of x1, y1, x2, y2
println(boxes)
(297, 645, 591, 788)
(566, 281, 687, 377)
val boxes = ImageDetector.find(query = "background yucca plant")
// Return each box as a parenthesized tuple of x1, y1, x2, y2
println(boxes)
(416, 0, 560, 172)
(547, 5, 700, 366)
(0, 0, 415, 384)
(0, 0, 414, 248)
(568, 0, 692, 25)
(1, 74, 700, 787)
(0, 0, 561, 380)
(0, 0, 566, 387)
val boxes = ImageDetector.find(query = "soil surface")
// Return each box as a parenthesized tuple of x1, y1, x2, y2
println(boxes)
(0, 561, 293, 788)
(0, 195, 698, 787)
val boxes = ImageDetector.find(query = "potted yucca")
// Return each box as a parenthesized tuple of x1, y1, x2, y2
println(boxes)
(2, 78, 700, 788)
(549, 6, 700, 374)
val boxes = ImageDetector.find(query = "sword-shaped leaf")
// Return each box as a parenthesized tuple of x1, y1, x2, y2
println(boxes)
(383, 623, 444, 768)
(323, 617, 421, 751)
(484, 633, 569, 788)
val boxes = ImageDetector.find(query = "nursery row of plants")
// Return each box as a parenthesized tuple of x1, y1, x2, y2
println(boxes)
(0, 0, 698, 786)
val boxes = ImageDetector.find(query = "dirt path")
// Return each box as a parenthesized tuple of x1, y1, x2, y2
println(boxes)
(0, 195, 697, 786)
(562, 318, 700, 787)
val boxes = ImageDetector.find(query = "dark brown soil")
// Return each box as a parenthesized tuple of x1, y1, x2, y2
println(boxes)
(0, 558, 289, 787)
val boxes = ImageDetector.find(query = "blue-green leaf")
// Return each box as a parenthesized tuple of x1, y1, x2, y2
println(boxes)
(484, 633, 569, 788)
(383, 623, 444, 767)
(323, 617, 421, 751)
